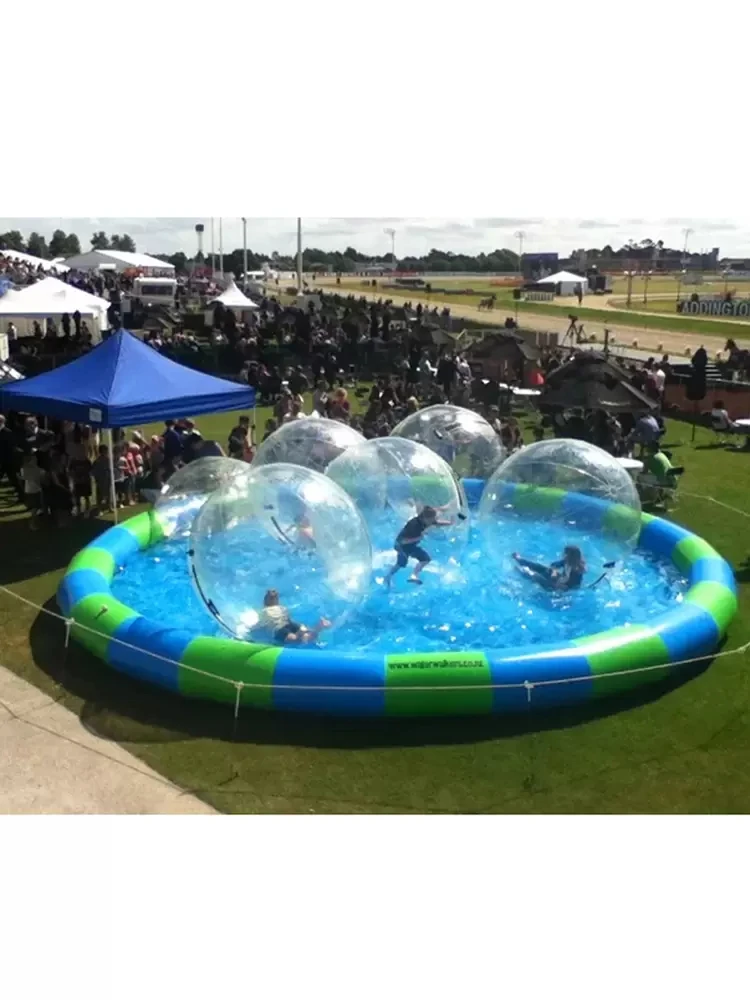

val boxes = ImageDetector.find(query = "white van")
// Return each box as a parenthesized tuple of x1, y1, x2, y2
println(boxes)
(132, 276, 177, 306)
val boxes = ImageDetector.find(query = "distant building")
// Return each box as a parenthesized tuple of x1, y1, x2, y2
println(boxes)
(521, 252, 559, 280)
(565, 247, 721, 274)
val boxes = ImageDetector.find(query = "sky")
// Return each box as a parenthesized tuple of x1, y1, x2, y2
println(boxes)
(0, 217, 743, 259)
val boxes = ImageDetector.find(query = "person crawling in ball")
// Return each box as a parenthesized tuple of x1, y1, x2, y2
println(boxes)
(384, 505, 454, 587)
(253, 589, 330, 645)
(512, 545, 586, 592)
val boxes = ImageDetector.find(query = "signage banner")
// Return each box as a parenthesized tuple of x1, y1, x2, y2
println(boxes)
(677, 299, 750, 317)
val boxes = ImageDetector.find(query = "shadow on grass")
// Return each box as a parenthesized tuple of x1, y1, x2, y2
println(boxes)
(28, 597, 713, 752)
(0, 490, 148, 587)
(0, 506, 107, 587)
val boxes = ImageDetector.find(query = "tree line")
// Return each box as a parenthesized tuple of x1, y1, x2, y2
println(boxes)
(0, 227, 716, 273)
(0, 229, 137, 259)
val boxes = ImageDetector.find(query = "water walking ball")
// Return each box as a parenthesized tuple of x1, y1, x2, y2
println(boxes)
(326, 436, 469, 523)
(326, 437, 469, 578)
(252, 417, 365, 473)
(190, 463, 372, 640)
(390, 404, 506, 479)
(477, 438, 642, 562)
(153, 457, 248, 538)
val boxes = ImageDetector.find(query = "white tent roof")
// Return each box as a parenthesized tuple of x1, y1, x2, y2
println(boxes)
(0, 249, 69, 273)
(210, 280, 258, 310)
(95, 250, 175, 270)
(0, 277, 110, 321)
(536, 270, 587, 285)
(62, 249, 175, 272)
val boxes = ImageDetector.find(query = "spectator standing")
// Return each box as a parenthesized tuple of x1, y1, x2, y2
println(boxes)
(20, 448, 44, 530)
(0, 414, 21, 500)
(162, 419, 183, 478)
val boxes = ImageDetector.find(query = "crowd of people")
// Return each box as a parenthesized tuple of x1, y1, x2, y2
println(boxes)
(0, 411, 238, 528)
(0, 271, 693, 526)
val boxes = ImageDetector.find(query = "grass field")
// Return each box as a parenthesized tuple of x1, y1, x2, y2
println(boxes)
(2, 400, 750, 813)
(325, 276, 750, 342)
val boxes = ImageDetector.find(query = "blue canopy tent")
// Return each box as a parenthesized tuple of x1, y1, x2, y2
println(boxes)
(0, 329, 255, 522)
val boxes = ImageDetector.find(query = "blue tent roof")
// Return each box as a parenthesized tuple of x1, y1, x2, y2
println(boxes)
(0, 329, 255, 427)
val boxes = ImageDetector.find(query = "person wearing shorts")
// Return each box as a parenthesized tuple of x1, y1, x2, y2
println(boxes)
(384, 505, 453, 587)
(253, 589, 330, 645)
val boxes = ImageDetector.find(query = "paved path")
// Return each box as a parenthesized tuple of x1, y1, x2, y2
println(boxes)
(0, 666, 215, 814)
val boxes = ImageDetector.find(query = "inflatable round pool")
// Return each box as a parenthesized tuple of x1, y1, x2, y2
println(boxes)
(57, 478, 737, 716)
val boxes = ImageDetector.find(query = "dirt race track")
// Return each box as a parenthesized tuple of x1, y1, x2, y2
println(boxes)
(315, 278, 743, 359)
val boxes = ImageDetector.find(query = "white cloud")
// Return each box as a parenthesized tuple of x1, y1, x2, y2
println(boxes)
(0, 217, 744, 258)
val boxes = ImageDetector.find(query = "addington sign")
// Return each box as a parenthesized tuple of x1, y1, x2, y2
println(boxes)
(678, 299, 750, 317)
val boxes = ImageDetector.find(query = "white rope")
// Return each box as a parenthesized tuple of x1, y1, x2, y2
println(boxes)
(0, 582, 745, 696)
(680, 491, 750, 520)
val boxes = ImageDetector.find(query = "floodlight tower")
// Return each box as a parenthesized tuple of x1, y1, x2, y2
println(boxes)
(514, 230, 526, 323)
(195, 223, 204, 261)
(682, 227, 694, 265)
(242, 217, 248, 289)
(297, 217, 303, 295)
(384, 227, 396, 270)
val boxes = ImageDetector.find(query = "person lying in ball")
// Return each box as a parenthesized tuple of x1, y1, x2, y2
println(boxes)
(512, 545, 586, 592)
(254, 589, 330, 645)
(384, 505, 454, 587)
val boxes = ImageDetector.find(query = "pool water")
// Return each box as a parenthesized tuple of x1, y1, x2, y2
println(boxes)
(110, 517, 689, 655)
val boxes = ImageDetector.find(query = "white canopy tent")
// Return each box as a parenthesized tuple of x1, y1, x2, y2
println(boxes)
(209, 280, 258, 312)
(0, 278, 110, 341)
(536, 270, 589, 296)
(0, 249, 69, 273)
(61, 249, 175, 275)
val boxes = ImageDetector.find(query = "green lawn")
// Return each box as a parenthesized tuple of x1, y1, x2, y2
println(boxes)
(2, 406, 750, 813)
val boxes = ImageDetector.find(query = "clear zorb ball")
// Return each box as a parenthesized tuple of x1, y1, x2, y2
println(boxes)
(390, 404, 505, 479)
(252, 417, 365, 473)
(477, 438, 642, 564)
(153, 457, 248, 539)
(326, 437, 469, 583)
(190, 463, 372, 641)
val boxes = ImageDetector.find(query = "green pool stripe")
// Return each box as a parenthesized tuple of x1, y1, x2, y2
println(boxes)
(684, 582, 738, 634)
(576, 625, 671, 697)
(66, 546, 116, 581)
(179, 636, 281, 707)
(385, 651, 491, 716)
(121, 510, 166, 550)
(673, 534, 721, 573)
(69, 593, 138, 661)
(603, 503, 642, 542)
(512, 484, 567, 516)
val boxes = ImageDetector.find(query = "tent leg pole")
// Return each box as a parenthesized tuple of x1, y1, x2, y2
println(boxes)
(108, 428, 118, 524)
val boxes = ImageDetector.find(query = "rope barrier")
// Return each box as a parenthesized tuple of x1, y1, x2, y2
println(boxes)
(1, 580, 747, 698)
(680, 491, 750, 520)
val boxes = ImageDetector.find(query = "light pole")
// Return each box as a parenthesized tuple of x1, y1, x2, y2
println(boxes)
(625, 270, 634, 308)
(296, 217, 303, 296)
(218, 218, 224, 278)
(210, 218, 215, 276)
(676, 269, 687, 305)
(681, 226, 693, 277)
(514, 230, 525, 324)
(643, 269, 653, 305)
(195, 223, 204, 261)
(242, 217, 248, 290)
(384, 228, 396, 270)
